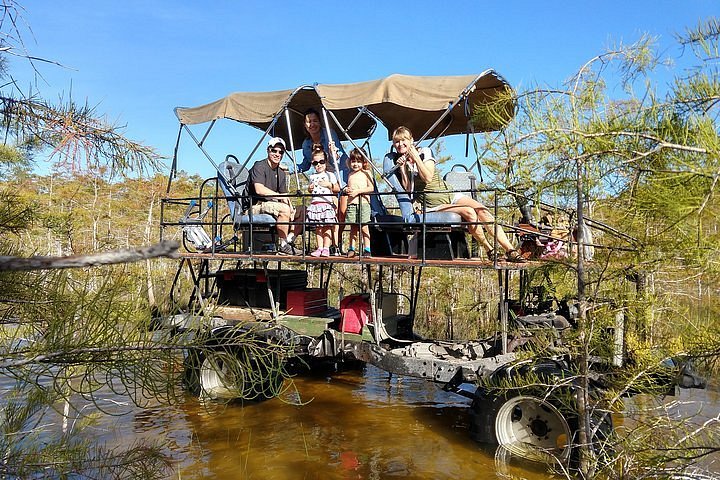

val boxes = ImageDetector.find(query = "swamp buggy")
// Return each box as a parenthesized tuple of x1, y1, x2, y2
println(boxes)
(159, 72, 704, 466)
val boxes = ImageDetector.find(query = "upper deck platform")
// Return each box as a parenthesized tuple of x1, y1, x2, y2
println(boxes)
(177, 250, 536, 270)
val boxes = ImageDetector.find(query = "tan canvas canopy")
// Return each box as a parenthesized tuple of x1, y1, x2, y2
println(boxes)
(174, 71, 514, 147)
(317, 71, 514, 140)
(175, 86, 375, 150)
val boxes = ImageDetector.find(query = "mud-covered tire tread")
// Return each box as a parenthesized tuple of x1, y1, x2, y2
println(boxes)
(469, 358, 612, 466)
(182, 329, 285, 401)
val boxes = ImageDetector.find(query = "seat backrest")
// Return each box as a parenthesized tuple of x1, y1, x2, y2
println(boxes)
(217, 156, 250, 218)
(217, 157, 278, 230)
(443, 165, 477, 200)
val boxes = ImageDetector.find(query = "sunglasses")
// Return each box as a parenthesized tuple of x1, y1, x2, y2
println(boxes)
(269, 148, 285, 155)
(311, 160, 326, 166)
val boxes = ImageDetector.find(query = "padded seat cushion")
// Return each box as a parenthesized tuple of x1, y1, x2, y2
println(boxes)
(233, 211, 277, 226)
(373, 211, 463, 228)
(410, 211, 462, 225)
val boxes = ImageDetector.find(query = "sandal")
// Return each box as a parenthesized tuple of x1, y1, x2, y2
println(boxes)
(486, 249, 499, 262)
(505, 249, 527, 263)
(346, 247, 356, 258)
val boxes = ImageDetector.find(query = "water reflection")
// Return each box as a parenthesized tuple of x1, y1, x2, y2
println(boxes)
(153, 364, 554, 479)
(30, 363, 719, 479)
(3, 347, 715, 479)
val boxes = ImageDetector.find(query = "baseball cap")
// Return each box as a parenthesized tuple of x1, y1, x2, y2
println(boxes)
(267, 137, 287, 150)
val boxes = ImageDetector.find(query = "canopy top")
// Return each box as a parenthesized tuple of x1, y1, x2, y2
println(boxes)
(174, 71, 515, 146)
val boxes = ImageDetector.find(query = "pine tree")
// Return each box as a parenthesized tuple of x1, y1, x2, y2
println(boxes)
(476, 18, 720, 478)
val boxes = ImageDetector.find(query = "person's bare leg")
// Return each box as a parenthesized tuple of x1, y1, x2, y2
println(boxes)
(290, 206, 304, 241)
(452, 197, 515, 252)
(275, 209, 290, 240)
(361, 225, 370, 252)
(348, 225, 358, 255)
(475, 207, 515, 252)
(332, 224, 340, 248)
(322, 227, 332, 249)
(435, 204, 493, 252)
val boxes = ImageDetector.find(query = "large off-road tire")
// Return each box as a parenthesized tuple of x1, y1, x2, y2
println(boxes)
(470, 359, 612, 466)
(183, 331, 285, 401)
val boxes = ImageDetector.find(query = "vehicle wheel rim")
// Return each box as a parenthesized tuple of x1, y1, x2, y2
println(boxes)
(495, 395, 572, 463)
(200, 350, 246, 399)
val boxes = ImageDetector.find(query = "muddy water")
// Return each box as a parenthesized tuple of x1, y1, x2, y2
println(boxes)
(98, 365, 718, 479)
(112, 364, 555, 479)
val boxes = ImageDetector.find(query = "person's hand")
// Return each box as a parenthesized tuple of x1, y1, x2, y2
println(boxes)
(396, 154, 406, 166)
(308, 183, 315, 193)
(406, 145, 418, 164)
(328, 140, 338, 158)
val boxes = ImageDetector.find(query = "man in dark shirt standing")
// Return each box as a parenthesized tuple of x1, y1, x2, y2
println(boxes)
(247, 137, 304, 254)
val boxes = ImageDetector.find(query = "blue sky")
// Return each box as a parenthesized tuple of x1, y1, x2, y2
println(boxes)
(9, 1, 718, 179)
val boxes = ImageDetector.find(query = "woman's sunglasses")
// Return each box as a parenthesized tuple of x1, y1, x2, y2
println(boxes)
(311, 160, 326, 166)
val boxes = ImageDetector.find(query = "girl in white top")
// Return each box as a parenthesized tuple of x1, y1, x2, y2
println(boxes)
(306, 147, 340, 257)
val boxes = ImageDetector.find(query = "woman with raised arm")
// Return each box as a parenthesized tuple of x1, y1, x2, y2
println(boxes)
(298, 108, 349, 182)
(388, 126, 524, 262)
(298, 108, 348, 256)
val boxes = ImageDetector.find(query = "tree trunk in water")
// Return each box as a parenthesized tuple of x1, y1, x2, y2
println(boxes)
(634, 269, 649, 342)
(576, 158, 595, 478)
(145, 194, 156, 308)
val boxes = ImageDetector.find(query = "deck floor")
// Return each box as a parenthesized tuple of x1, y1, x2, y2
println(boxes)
(178, 251, 535, 270)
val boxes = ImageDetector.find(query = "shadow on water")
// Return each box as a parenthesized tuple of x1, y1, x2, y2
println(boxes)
(112, 364, 557, 480)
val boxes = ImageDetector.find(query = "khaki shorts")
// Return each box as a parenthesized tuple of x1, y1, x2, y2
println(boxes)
(251, 201, 287, 217)
(346, 202, 371, 224)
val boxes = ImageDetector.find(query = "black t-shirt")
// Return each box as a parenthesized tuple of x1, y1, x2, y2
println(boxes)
(247, 158, 287, 205)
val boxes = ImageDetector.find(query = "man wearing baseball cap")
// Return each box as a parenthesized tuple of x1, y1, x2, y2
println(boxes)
(246, 137, 304, 255)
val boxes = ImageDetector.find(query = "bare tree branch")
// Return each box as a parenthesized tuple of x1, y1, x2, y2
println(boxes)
(0, 240, 179, 271)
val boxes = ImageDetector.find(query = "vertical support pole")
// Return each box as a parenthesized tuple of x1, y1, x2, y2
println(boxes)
(200, 259, 210, 309)
(493, 191, 499, 267)
(263, 261, 279, 320)
(498, 269, 508, 355)
(284, 108, 301, 190)
(321, 107, 345, 188)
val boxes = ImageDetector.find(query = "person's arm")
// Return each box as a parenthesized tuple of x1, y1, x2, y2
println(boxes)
(328, 129, 346, 158)
(327, 172, 340, 193)
(298, 139, 312, 173)
(253, 182, 285, 200)
(408, 145, 435, 183)
(397, 160, 411, 191)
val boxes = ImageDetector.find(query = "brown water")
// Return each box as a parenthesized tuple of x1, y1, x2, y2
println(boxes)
(105, 364, 556, 479)
(92, 364, 719, 480)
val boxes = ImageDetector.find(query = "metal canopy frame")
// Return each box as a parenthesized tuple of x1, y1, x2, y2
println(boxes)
(167, 72, 517, 193)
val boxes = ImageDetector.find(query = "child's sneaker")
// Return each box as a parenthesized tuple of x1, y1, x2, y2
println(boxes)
(310, 248, 324, 257)
(320, 248, 330, 257)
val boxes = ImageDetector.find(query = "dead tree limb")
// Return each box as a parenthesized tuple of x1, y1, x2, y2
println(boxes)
(0, 241, 179, 271)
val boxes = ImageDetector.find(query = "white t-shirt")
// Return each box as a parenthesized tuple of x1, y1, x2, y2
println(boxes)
(309, 171, 338, 203)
